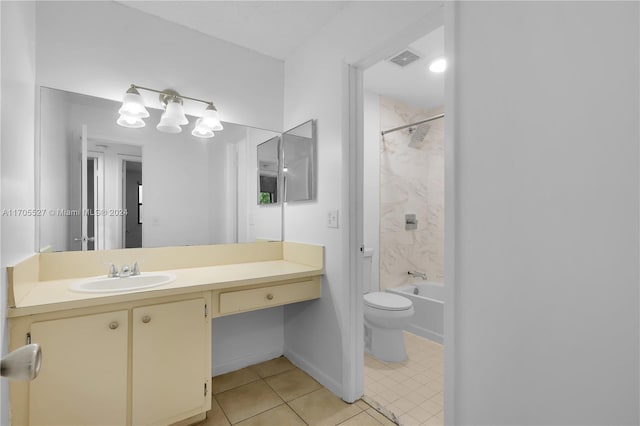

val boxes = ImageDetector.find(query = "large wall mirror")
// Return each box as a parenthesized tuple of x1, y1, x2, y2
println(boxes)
(38, 87, 282, 252)
(283, 120, 316, 202)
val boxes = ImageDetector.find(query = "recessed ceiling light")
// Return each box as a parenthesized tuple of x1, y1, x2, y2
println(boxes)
(429, 58, 447, 73)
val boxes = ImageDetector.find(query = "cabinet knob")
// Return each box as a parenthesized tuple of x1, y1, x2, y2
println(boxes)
(142, 315, 151, 324)
(266, 293, 274, 301)
(109, 321, 119, 330)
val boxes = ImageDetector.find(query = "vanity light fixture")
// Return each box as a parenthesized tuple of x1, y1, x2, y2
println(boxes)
(117, 86, 149, 128)
(191, 103, 223, 138)
(117, 84, 223, 138)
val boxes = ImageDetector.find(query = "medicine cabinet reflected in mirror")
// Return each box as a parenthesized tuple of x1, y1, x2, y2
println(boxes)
(38, 87, 282, 252)
(257, 136, 280, 205)
(282, 120, 316, 202)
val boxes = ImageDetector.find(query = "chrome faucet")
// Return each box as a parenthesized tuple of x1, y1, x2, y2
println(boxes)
(119, 265, 131, 278)
(108, 263, 119, 278)
(131, 261, 140, 276)
(108, 261, 140, 278)
(408, 270, 427, 280)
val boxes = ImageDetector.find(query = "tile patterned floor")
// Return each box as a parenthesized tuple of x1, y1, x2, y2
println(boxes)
(364, 332, 444, 426)
(198, 356, 397, 426)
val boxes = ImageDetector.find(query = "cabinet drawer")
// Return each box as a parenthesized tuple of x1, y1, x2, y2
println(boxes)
(219, 278, 320, 315)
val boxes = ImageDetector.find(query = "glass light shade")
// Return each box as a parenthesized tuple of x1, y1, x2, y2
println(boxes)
(163, 100, 189, 125)
(192, 118, 215, 138)
(156, 114, 182, 133)
(118, 91, 149, 118)
(117, 113, 145, 128)
(200, 107, 223, 131)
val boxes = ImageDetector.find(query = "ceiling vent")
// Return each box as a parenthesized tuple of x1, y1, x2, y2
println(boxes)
(388, 49, 421, 67)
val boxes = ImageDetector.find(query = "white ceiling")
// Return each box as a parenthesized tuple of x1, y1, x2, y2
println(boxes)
(364, 26, 444, 111)
(118, 1, 444, 111)
(118, 1, 349, 61)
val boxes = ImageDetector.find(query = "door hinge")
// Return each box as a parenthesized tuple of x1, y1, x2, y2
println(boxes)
(204, 382, 208, 397)
(204, 304, 208, 318)
(26, 332, 31, 344)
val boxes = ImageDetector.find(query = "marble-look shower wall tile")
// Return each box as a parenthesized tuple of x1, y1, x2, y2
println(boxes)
(379, 97, 444, 290)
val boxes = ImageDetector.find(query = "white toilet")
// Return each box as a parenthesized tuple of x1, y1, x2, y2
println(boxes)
(364, 291, 414, 362)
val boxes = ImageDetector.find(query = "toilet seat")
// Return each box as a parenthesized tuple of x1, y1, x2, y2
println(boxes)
(364, 292, 412, 311)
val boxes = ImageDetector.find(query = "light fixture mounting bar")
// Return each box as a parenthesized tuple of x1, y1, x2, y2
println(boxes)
(130, 84, 216, 109)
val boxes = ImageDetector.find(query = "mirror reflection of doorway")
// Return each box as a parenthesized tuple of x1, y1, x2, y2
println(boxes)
(123, 160, 142, 248)
(86, 158, 96, 251)
(80, 151, 103, 251)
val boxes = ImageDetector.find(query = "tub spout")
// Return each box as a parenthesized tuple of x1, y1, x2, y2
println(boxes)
(408, 270, 427, 280)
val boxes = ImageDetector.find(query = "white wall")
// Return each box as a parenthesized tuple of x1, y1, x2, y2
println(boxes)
(212, 307, 284, 376)
(35, 1, 283, 131)
(0, 2, 36, 424)
(39, 89, 71, 251)
(451, 2, 639, 424)
(208, 131, 238, 246)
(283, 42, 347, 395)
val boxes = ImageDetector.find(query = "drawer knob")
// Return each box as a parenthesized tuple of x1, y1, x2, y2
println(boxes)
(142, 315, 151, 324)
(109, 321, 119, 330)
(266, 293, 274, 301)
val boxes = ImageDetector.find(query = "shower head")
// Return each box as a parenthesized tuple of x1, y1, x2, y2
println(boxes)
(408, 123, 431, 148)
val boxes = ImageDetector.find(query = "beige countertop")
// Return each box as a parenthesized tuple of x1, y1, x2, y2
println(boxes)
(7, 242, 324, 317)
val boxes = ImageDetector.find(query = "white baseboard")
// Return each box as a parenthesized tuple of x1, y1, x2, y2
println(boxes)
(284, 347, 342, 398)
(406, 324, 443, 344)
(213, 348, 283, 376)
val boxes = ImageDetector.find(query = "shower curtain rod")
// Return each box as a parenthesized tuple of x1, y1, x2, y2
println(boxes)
(381, 113, 445, 136)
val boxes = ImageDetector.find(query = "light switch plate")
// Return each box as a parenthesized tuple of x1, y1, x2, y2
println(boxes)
(327, 210, 339, 228)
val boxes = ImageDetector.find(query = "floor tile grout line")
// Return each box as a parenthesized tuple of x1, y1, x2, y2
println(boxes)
(283, 400, 311, 426)
(260, 366, 324, 405)
(211, 375, 262, 396)
(214, 377, 288, 425)
(211, 392, 233, 425)
(332, 406, 375, 426)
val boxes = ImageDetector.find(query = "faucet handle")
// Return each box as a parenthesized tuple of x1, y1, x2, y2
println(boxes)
(108, 263, 118, 278)
(120, 265, 131, 278)
(131, 261, 140, 276)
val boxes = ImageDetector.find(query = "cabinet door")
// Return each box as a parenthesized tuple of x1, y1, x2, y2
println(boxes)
(132, 298, 210, 425)
(28, 310, 128, 426)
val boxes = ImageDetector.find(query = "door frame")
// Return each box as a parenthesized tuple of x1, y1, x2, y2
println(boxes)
(344, 4, 456, 424)
(120, 155, 143, 249)
(86, 151, 105, 250)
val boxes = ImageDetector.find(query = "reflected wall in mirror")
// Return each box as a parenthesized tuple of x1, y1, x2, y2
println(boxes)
(257, 136, 280, 205)
(38, 87, 282, 252)
(283, 120, 316, 202)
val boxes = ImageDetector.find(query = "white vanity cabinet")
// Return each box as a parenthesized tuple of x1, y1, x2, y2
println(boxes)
(132, 298, 210, 425)
(8, 242, 324, 426)
(28, 310, 129, 426)
(22, 296, 211, 426)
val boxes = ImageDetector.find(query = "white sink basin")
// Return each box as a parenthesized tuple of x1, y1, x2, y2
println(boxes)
(69, 273, 176, 293)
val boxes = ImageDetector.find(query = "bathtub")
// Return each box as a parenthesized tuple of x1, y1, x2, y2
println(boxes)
(387, 281, 444, 344)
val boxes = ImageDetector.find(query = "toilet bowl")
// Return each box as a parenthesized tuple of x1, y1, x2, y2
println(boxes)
(363, 292, 414, 362)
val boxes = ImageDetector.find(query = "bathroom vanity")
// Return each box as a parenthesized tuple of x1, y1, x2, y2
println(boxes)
(6, 241, 323, 426)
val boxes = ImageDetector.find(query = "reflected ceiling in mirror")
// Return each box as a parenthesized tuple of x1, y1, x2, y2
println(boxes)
(38, 87, 282, 253)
